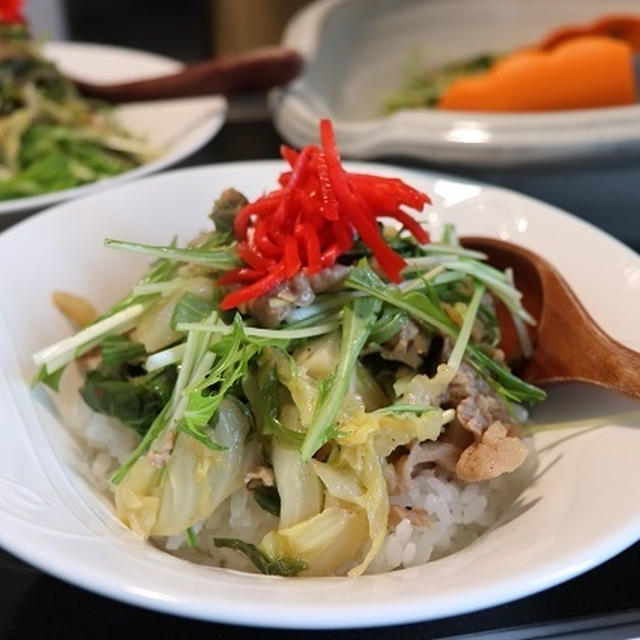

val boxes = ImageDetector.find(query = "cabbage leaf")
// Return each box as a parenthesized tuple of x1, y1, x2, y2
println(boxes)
(115, 397, 258, 538)
(259, 505, 368, 577)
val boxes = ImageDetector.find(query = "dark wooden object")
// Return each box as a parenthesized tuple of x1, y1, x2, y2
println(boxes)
(463, 236, 640, 399)
(73, 46, 303, 102)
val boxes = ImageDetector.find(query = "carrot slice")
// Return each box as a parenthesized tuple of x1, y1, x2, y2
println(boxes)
(315, 151, 340, 221)
(283, 235, 302, 278)
(220, 264, 286, 310)
(217, 268, 263, 286)
(386, 209, 430, 245)
(438, 35, 636, 112)
(538, 14, 640, 53)
(236, 242, 274, 271)
(280, 145, 300, 167)
(300, 223, 322, 274)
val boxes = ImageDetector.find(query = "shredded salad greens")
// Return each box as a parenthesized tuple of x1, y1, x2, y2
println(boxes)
(0, 22, 154, 201)
(383, 50, 499, 113)
(32, 120, 549, 578)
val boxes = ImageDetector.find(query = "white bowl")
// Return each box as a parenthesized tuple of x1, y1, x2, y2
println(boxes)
(273, 0, 640, 166)
(0, 41, 226, 216)
(1, 162, 639, 628)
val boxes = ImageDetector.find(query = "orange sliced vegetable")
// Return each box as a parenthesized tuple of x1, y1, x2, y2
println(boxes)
(438, 35, 636, 112)
(0, 0, 25, 24)
(537, 14, 640, 53)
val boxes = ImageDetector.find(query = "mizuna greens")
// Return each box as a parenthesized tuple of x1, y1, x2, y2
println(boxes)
(32, 122, 546, 577)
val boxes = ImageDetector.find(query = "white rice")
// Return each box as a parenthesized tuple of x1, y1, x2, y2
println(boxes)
(73, 399, 535, 575)
(69, 400, 140, 492)
(367, 459, 532, 574)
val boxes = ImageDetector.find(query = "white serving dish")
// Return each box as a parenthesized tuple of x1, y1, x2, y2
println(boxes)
(273, 0, 640, 166)
(0, 41, 226, 216)
(0, 162, 639, 628)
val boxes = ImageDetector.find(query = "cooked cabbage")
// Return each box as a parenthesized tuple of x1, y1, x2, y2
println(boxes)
(115, 397, 257, 537)
(260, 505, 368, 576)
(272, 441, 323, 529)
(133, 277, 216, 353)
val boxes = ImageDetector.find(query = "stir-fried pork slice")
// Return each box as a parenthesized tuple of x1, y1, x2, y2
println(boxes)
(390, 440, 461, 494)
(439, 362, 490, 406)
(307, 264, 351, 292)
(181, 190, 248, 276)
(381, 319, 431, 369)
(244, 465, 275, 488)
(246, 273, 315, 328)
(440, 420, 474, 450)
(455, 421, 528, 482)
(208, 188, 248, 233)
(455, 393, 511, 439)
(275, 273, 315, 306)
(243, 262, 356, 328)
(436, 361, 515, 440)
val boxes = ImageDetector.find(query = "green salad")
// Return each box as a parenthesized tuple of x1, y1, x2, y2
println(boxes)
(383, 51, 498, 113)
(0, 23, 154, 201)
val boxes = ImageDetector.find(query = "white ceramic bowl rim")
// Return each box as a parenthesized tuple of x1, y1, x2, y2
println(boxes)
(1, 161, 640, 628)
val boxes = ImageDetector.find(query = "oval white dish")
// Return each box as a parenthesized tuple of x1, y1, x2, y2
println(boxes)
(0, 162, 639, 628)
(273, 0, 640, 167)
(0, 41, 226, 216)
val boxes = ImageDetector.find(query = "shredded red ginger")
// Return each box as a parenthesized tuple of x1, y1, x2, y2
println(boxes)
(0, 0, 25, 23)
(219, 119, 431, 310)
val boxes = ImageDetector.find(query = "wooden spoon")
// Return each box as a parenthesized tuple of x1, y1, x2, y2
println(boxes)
(72, 46, 303, 103)
(462, 236, 640, 400)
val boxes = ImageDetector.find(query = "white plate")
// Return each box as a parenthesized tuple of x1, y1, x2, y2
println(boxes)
(0, 41, 226, 216)
(274, 0, 640, 167)
(1, 162, 640, 629)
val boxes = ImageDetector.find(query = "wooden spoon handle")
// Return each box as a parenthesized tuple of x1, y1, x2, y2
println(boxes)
(73, 46, 303, 102)
(524, 255, 640, 399)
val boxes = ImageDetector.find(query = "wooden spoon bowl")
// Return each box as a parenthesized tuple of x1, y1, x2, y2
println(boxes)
(462, 236, 640, 400)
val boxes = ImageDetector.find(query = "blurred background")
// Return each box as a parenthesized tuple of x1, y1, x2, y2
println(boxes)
(25, 0, 308, 59)
(20, 0, 640, 252)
